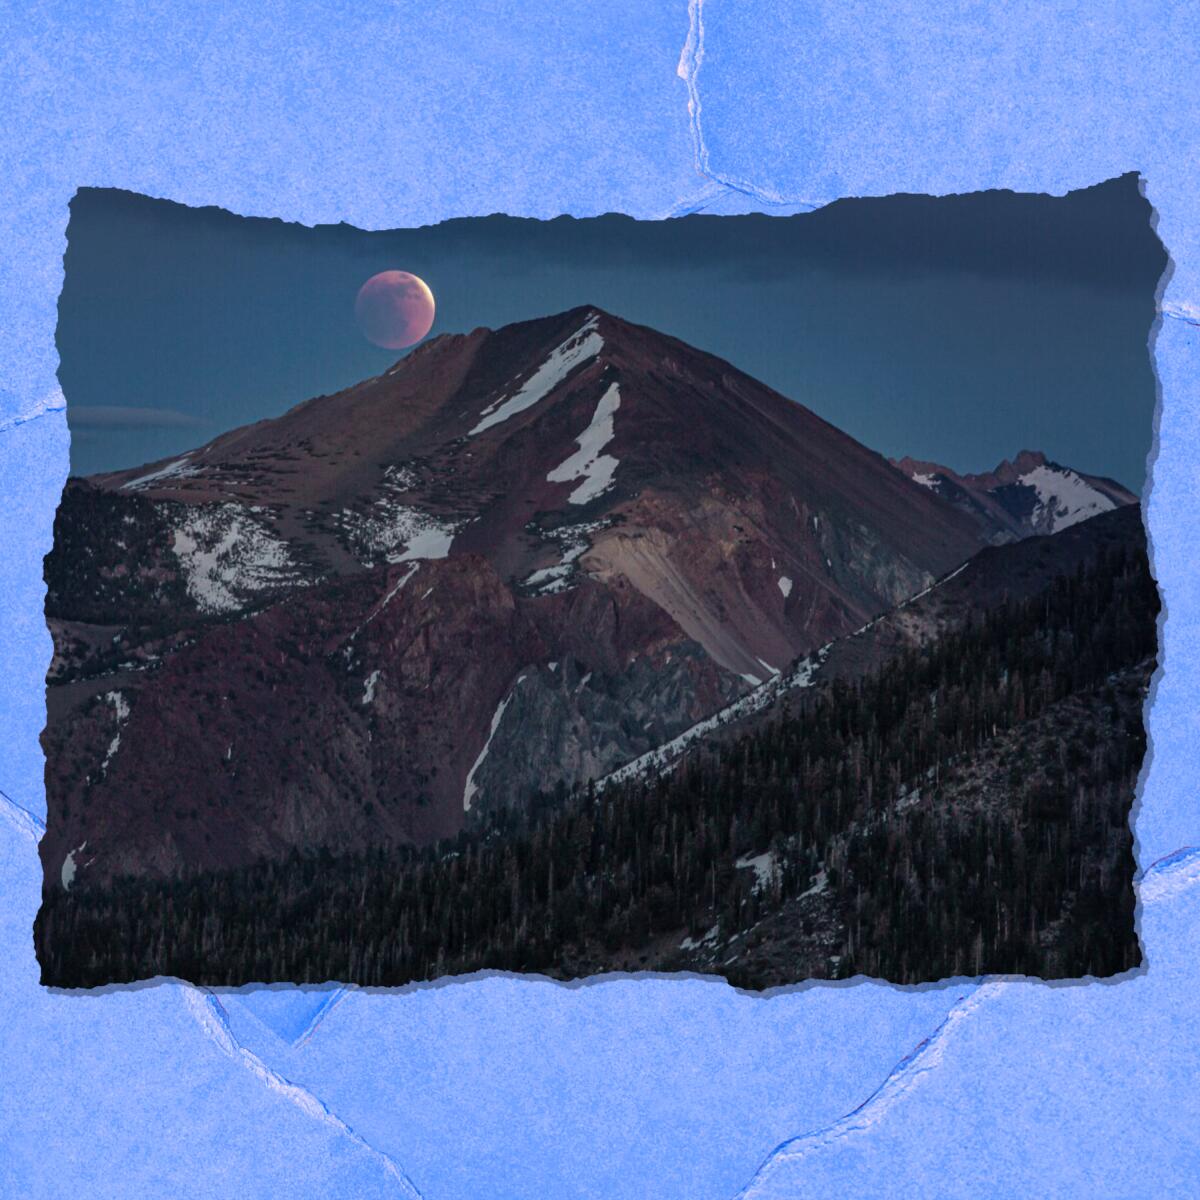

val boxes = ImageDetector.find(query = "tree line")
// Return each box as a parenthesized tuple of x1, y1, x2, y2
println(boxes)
(37, 539, 1157, 988)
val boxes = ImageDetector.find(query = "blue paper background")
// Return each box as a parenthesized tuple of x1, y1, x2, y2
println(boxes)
(2, 4, 1197, 1196)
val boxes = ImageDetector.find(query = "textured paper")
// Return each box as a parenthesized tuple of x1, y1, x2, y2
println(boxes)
(2, 3, 1198, 1196)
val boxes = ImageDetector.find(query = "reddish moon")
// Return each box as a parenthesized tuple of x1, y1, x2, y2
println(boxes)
(354, 270, 436, 349)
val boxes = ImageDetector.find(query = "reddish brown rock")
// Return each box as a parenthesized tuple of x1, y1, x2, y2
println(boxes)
(45, 307, 1002, 887)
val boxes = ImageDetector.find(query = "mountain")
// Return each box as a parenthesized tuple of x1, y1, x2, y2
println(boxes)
(82, 304, 985, 653)
(38, 500, 1155, 988)
(891, 449, 1137, 542)
(603, 504, 1147, 787)
(41, 306, 1110, 892)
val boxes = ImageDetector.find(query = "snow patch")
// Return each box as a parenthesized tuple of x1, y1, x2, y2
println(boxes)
(61, 841, 87, 890)
(120, 453, 199, 491)
(799, 868, 828, 899)
(523, 540, 590, 591)
(172, 505, 306, 614)
(736, 851, 777, 892)
(337, 499, 460, 564)
(1018, 464, 1117, 532)
(382, 463, 419, 490)
(521, 518, 612, 595)
(394, 523, 456, 562)
(546, 381, 621, 505)
(361, 670, 381, 706)
(470, 314, 603, 436)
(463, 675, 527, 811)
(99, 691, 131, 776)
(777, 576, 793, 599)
(680, 923, 720, 952)
(788, 653, 825, 689)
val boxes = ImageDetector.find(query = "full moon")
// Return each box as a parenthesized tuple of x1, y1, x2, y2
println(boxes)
(354, 270, 436, 349)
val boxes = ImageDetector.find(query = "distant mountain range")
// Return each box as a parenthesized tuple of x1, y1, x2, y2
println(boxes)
(40, 305, 1141, 909)
(891, 449, 1136, 541)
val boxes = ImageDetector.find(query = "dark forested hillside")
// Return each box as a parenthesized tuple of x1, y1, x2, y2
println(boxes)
(45, 480, 193, 626)
(37, 539, 1156, 989)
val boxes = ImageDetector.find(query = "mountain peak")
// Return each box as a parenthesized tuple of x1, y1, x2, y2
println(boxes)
(84, 303, 988, 687)
(485, 303, 609, 341)
(60, 306, 1077, 889)
(891, 448, 1136, 540)
(982, 449, 1048, 486)
(381, 306, 610, 375)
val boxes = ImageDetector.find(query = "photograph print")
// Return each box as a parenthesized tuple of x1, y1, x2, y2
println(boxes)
(36, 175, 1164, 989)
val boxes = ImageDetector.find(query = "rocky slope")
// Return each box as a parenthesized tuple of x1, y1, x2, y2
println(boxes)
(38, 503, 1156, 989)
(41, 306, 1123, 890)
(602, 504, 1148, 787)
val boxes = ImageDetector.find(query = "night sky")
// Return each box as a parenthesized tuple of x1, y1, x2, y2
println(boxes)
(59, 175, 1165, 491)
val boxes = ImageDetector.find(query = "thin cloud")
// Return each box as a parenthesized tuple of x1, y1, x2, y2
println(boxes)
(69, 405, 209, 431)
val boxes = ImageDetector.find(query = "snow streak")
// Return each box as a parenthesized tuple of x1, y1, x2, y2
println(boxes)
(463, 675, 527, 811)
(470, 314, 602, 436)
(601, 645, 831, 788)
(121, 453, 200, 491)
(546, 381, 621, 505)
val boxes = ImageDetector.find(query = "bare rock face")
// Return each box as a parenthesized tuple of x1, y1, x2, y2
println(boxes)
(46, 305, 1004, 887)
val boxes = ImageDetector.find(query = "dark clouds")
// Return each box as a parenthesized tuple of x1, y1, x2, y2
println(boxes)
(59, 177, 1164, 489)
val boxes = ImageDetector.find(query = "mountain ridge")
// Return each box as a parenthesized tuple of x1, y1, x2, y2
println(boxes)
(891, 448, 1137, 541)
(42, 306, 1138, 891)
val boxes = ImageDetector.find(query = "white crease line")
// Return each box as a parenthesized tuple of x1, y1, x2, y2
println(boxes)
(183, 988, 424, 1198)
(733, 846, 1200, 1197)
(675, 0, 820, 209)
(1162, 301, 1200, 327)
(0, 387, 66, 436)
(734, 984, 997, 1197)
(0, 787, 45, 841)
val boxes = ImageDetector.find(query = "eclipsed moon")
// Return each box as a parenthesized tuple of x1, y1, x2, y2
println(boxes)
(354, 270, 436, 349)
